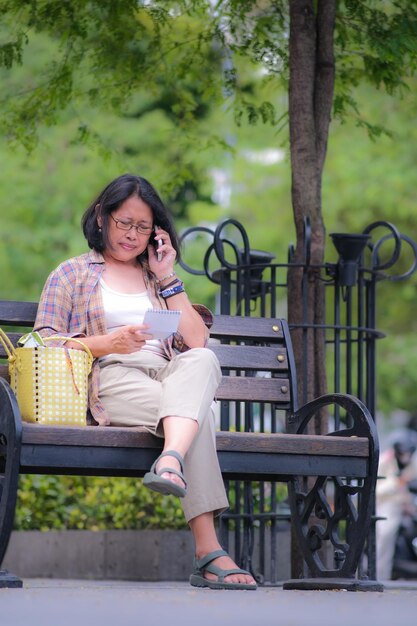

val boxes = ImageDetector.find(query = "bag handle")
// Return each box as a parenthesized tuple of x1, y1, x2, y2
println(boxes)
(43, 336, 94, 363)
(0, 328, 17, 361)
(0, 329, 93, 366)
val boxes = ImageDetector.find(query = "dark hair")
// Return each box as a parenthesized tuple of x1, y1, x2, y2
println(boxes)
(81, 173, 181, 263)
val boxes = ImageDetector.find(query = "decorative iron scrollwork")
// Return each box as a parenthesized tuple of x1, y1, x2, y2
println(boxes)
(362, 221, 417, 281)
(287, 393, 379, 578)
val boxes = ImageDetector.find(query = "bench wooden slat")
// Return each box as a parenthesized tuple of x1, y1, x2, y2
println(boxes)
(216, 376, 291, 402)
(21, 424, 369, 457)
(21, 424, 160, 447)
(1, 342, 289, 372)
(0, 301, 38, 326)
(210, 315, 284, 340)
(217, 431, 369, 457)
(0, 304, 286, 339)
(2, 347, 289, 368)
(218, 452, 369, 480)
(19, 426, 369, 479)
(19, 445, 369, 480)
(209, 344, 288, 370)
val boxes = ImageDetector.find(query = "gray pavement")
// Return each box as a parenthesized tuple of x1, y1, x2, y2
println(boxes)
(1, 579, 417, 626)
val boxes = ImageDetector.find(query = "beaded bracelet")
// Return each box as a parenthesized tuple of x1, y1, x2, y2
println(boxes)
(160, 277, 182, 290)
(157, 279, 183, 295)
(159, 283, 185, 299)
(155, 271, 176, 284)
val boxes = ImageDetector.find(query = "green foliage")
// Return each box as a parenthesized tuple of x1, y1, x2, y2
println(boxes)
(2, 1, 417, 147)
(334, 0, 417, 135)
(376, 333, 417, 416)
(14, 474, 187, 531)
(14, 473, 288, 532)
(0, 1, 224, 151)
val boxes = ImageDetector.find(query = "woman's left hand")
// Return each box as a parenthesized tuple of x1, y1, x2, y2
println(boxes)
(148, 228, 176, 278)
(148, 228, 209, 348)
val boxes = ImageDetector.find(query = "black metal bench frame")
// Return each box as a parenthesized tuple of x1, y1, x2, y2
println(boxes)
(0, 300, 383, 590)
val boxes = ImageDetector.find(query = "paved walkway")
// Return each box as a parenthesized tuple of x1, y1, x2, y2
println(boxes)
(1, 579, 417, 626)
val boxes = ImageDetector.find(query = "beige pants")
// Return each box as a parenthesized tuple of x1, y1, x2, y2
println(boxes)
(98, 347, 228, 522)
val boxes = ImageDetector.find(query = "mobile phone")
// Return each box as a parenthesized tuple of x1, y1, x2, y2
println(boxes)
(155, 228, 163, 262)
(156, 238, 163, 262)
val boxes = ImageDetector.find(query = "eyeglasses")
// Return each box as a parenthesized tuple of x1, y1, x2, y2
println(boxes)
(110, 214, 153, 235)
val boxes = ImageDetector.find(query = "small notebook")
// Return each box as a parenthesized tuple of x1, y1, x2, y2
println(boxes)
(143, 309, 181, 340)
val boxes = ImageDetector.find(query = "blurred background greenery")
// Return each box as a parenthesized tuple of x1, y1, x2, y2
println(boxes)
(1, 22, 417, 530)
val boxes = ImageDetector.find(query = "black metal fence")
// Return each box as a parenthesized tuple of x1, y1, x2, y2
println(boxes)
(179, 218, 417, 584)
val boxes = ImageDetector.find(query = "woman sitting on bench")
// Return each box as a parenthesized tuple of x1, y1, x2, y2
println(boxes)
(34, 173, 257, 591)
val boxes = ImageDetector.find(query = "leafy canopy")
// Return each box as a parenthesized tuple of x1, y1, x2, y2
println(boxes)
(1, 0, 417, 151)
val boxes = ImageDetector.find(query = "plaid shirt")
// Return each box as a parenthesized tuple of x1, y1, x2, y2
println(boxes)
(34, 249, 212, 425)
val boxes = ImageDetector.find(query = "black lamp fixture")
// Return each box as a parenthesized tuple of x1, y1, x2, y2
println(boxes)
(246, 248, 276, 276)
(330, 232, 371, 287)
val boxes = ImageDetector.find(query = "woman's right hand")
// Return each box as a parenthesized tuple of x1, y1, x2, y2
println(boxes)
(107, 325, 151, 354)
(65, 325, 151, 358)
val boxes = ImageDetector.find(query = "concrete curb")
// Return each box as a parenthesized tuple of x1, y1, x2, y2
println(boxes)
(3, 530, 195, 580)
(3, 528, 291, 581)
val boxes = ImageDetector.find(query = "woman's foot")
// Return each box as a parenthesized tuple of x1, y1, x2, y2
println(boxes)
(143, 450, 187, 497)
(191, 548, 257, 589)
(155, 453, 186, 491)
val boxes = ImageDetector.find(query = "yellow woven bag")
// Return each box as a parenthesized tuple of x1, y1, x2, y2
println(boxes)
(0, 329, 93, 426)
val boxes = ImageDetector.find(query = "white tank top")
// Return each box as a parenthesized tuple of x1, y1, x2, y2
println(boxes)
(99, 279, 165, 357)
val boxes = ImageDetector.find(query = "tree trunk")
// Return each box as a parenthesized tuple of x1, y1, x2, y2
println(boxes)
(287, 0, 336, 578)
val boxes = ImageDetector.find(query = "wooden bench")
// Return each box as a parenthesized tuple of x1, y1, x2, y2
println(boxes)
(0, 300, 382, 590)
